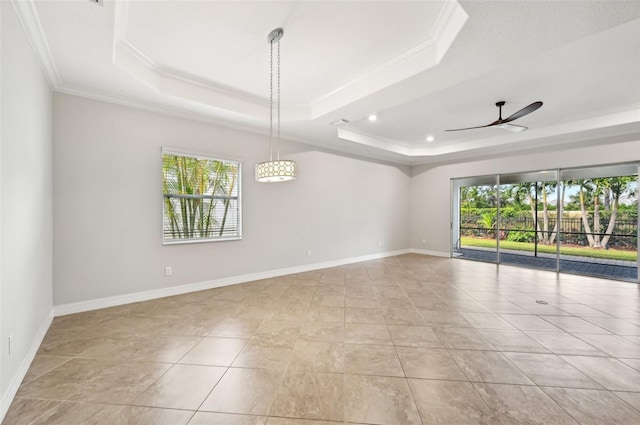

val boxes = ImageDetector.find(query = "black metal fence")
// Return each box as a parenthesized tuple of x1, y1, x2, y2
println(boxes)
(461, 216, 637, 249)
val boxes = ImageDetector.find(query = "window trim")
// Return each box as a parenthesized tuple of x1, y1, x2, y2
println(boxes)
(161, 147, 243, 245)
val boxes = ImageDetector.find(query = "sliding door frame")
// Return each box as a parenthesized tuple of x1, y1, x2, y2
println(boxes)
(451, 161, 639, 283)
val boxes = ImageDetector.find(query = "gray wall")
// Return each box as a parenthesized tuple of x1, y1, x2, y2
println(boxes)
(1, 1, 53, 399)
(52, 93, 411, 306)
(410, 140, 640, 255)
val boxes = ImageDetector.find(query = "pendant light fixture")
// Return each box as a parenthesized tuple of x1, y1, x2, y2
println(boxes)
(255, 28, 297, 183)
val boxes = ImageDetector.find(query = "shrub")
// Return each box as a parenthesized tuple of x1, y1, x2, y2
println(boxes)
(507, 229, 536, 243)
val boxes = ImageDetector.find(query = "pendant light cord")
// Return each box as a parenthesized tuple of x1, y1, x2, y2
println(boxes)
(277, 38, 281, 161)
(268, 36, 282, 162)
(269, 40, 274, 162)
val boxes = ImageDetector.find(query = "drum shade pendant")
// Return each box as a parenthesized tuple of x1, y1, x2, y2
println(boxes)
(255, 28, 297, 182)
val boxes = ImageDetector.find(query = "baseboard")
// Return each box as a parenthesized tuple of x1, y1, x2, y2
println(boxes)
(410, 248, 450, 258)
(53, 249, 412, 317)
(0, 309, 54, 422)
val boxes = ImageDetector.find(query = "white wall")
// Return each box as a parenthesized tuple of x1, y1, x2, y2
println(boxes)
(53, 93, 410, 306)
(410, 140, 640, 254)
(0, 0, 53, 408)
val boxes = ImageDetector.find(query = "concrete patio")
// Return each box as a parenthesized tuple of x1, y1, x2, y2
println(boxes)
(458, 247, 638, 282)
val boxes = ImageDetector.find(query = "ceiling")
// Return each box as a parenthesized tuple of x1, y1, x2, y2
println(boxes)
(17, 0, 640, 165)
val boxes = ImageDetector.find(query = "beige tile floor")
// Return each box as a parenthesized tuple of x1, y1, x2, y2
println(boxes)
(4, 254, 640, 425)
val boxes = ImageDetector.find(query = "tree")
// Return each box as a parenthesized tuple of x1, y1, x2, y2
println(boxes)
(600, 176, 635, 248)
(477, 212, 496, 238)
(547, 182, 565, 245)
(567, 179, 596, 247)
(507, 183, 542, 239)
(217, 161, 238, 237)
(461, 186, 497, 209)
(162, 154, 238, 240)
(506, 182, 557, 244)
(537, 181, 559, 245)
(591, 178, 606, 248)
(567, 176, 635, 249)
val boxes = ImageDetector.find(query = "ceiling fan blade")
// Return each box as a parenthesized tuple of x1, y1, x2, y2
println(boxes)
(503, 101, 543, 123)
(445, 124, 493, 132)
(497, 123, 528, 132)
(446, 100, 542, 132)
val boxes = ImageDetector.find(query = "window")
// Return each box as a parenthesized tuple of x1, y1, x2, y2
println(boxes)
(162, 149, 241, 243)
(451, 162, 638, 282)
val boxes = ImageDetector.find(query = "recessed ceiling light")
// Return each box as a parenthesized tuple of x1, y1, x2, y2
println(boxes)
(368, 114, 377, 122)
(426, 135, 435, 142)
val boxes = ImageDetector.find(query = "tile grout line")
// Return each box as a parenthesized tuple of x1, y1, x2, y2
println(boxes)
(266, 276, 322, 421)
(386, 268, 427, 425)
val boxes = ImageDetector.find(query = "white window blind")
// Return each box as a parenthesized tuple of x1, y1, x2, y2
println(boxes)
(162, 149, 241, 243)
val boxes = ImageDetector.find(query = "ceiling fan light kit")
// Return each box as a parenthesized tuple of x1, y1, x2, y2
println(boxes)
(497, 123, 528, 133)
(255, 28, 297, 183)
(446, 100, 543, 132)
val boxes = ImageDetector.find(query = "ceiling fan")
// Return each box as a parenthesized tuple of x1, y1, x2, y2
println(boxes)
(446, 101, 543, 133)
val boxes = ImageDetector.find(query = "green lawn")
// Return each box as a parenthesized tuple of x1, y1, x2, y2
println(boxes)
(461, 237, 637, 261)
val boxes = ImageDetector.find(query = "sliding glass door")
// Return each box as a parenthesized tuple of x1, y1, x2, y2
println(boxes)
(452, 162, 639, 282)
(453, 176, 498, 263)
(559, 164, 638, 281)
(498, 171, 558, 272)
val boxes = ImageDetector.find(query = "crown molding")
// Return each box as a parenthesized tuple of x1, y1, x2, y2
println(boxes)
(113, 38, 315, 121)
(338, 103, 640, 160)
(112, 0, 309, 121)
(111, 0, 467, 122)
(11, 0, 61, 89)
(431, 0, 469, 62)
(310, 0, 468, 119)
(54, 83, 355, 164)
(13, 0, 466, 126)
(337, 127, 412, 156)
(55, 83, 271, 138)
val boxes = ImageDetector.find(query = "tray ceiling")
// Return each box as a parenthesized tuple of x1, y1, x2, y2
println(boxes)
(16, 0, 640, 165)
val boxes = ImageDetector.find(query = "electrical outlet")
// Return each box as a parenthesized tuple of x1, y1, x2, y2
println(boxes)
(422, 239, 426, 244)
(307, 249, 312, 257)
(8, 335, 13, 356)
(164, 266, 172, 276)
(378, 241, 384, 247)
